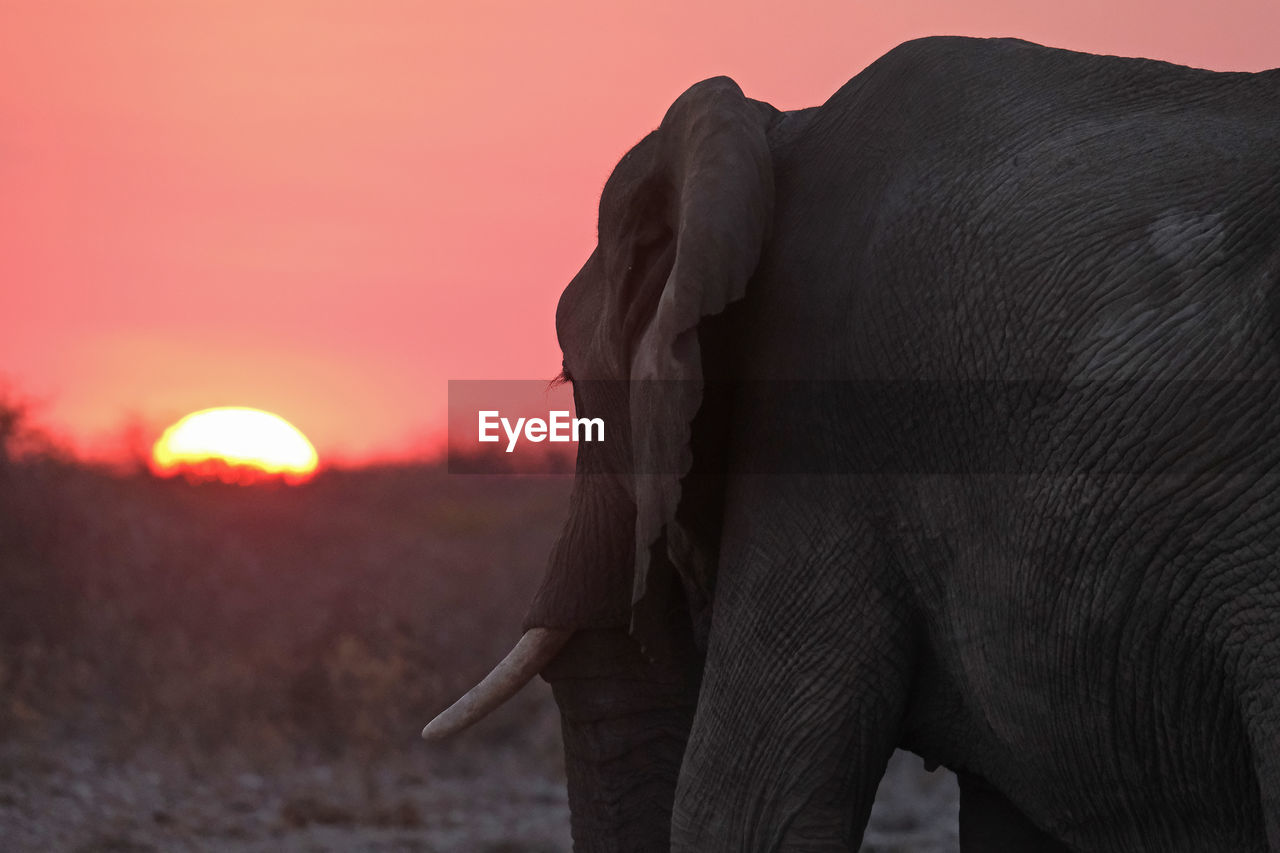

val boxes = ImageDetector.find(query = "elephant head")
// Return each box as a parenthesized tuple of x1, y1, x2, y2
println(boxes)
(423, 77, 779, 848)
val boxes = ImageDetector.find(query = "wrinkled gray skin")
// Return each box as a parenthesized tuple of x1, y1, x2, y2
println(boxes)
(524, 37, 1280, 851)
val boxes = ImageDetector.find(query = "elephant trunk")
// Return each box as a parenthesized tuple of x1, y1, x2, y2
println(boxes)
(546, 627, 701, 852)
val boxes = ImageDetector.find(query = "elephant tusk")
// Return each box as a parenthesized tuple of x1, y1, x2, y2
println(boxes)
(420, 627, 572, 741)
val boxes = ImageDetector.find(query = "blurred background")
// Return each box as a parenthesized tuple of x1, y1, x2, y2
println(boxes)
(2, 1, 1276, 850)
(0, 401, 577, 850)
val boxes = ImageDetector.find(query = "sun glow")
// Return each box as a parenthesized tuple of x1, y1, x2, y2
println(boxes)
(151, 407, 319, 484)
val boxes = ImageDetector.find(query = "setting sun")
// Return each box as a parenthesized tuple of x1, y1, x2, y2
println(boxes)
(151, 407, 319, 484)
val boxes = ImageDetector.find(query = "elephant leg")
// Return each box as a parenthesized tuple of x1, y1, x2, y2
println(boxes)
(957, 772, 1071, 853)
(671, 521, 912, 851)
(1246, 702, 1280, 850)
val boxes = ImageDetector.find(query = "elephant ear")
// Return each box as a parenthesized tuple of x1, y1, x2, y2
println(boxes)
(624, 78, 776, 657)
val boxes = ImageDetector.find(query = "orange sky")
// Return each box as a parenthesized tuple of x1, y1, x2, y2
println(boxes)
(2, 1, 1277, 464)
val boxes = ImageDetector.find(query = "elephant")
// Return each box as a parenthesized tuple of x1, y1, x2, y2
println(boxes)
(423, 36, 1280, 851)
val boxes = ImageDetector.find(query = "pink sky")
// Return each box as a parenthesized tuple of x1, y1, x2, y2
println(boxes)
(2, 1, 1276, 463)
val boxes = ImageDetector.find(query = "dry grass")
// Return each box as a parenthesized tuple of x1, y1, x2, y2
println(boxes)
(0, 399, 572, 770)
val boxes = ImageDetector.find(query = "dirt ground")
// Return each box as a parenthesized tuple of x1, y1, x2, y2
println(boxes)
(2, 699, 957, 853)
(0, 740, 570, 852)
